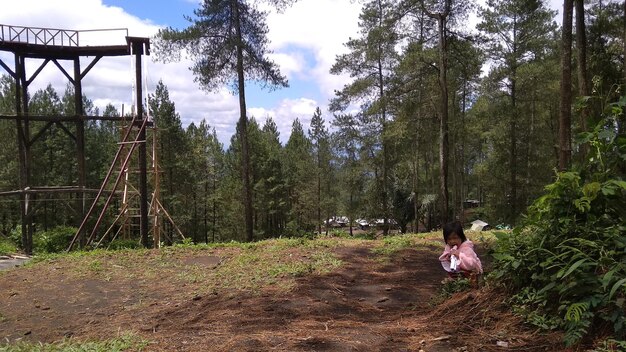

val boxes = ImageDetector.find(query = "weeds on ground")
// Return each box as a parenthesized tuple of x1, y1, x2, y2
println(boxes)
(589, 339, 626, 352)
(0, 332, 148, 352)
(209, 243, 343, 292)
(429, 278, 472, 306)
(325, 229, 377, 240)
(372, 235, 414, 257)
(12, 237, 347, 292)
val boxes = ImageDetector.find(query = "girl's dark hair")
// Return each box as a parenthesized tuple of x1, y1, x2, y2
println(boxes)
(442, 221, 466, 243)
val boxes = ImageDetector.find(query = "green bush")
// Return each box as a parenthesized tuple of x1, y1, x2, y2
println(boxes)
(107, 238, 142, 250)
(284, 220, 316, 238)
(0, 237, 17, 256)
(33, 226, 77, 253)
(8, 226, 21, 248)
(491, 103, 626, 346)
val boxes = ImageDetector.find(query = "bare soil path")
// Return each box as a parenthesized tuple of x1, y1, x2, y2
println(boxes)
(0, 255, 30, 271)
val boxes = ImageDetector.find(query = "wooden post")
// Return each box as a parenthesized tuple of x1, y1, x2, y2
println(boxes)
(74, 57, 86, 248)
(15, 54, 34, 254)
(132, 39, 150, 249)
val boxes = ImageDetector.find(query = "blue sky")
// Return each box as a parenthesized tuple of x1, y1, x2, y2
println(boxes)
(101, 0, 197, 28)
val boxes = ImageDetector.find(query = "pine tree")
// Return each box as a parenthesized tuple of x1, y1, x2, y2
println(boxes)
(332, 114, 364, 236)
(187, 120, 224, 243)
(255, 117, 287, 237)
(330, 0, 400, 234)
(149, 80, 191, 244)
(0, 76, 19, 237)
(155, 0, 289, 242)
(308, 107, 334, 234)
(560, 0, 574, 171)
(478, 0, 556, 224)
(284, 119, 315, 234)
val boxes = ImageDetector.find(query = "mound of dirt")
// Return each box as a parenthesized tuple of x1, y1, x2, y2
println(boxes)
(415, 288, 565, 351)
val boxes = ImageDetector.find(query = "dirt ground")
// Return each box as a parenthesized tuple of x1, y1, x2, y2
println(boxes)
(0, 243, 565, 351)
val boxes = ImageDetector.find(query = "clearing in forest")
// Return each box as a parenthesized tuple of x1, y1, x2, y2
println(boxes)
(0, 233, 563, 351)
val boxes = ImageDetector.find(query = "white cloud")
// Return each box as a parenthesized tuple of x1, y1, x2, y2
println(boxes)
(265, 0, 361, 99)
(0, 0, 242, 144)
(249, 97, 318, 143)
(266, 51, 306, 80)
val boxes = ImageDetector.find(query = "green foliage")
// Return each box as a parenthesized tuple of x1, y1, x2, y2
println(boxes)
(0, 332, 147, 352)
(149, 80, 193, 244)
(107, 239, 141, 250)
(430, 278, 471, 306)
(491, 106, 626, 345)
(7, 226, 21, 248)
(33, 226, 77, 253)
(0, 236, 17, 256)
(440, 278, 471, 297)
(284, 119, 316, 233)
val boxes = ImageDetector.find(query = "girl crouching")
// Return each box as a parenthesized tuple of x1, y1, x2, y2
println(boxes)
(439, 221, 483, 279)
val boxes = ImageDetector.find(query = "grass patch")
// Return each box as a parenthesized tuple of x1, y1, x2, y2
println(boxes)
(369, 230, 496, 259)
(207, 240, 344, 292)
(0, 332, 148, 352)
(6, 236, 408, 293)
(28, 248, 126, 266)
(176, 265, 208, 284)
(371, 234, 415, 257)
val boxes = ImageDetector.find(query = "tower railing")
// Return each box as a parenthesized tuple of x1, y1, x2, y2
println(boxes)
(0, 24, 79, 46)
(0, 24, 129, 47)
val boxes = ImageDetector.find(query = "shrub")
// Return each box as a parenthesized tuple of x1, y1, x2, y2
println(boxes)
(8, 226, 21, 248)
(0, 237, 17, 256)
(491, 102, 626, 346)
(107, 238, 142, 250)
(33, 226, 78, 253)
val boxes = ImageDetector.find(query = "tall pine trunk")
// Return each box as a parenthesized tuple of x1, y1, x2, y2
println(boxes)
(204, 178, 208, 243)
(213, 176, 217, 242)
(317, 151, 321, 234)
(509, 15, 518, 226)
(376, 0, 389, 235)
(234, 1, 253, 242)
(576, 0, 589, 159)
(413, 11, 425, 232)
(413, 103, 420, 233)
(460, 80, 467, 223)
(437, 11, 450, 224)
(620, 1, 626, 177)
(510, 70, 517, 225)
(559, 0, 574, 171)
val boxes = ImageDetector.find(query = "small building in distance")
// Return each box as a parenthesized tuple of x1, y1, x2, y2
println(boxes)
(470, 219, 489, 231)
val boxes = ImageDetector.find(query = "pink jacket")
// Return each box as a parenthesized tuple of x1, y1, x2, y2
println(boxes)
(439, 240, 483, 274)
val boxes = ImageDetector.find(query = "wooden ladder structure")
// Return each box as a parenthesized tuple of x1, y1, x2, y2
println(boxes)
(68, 113, 184, 250)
